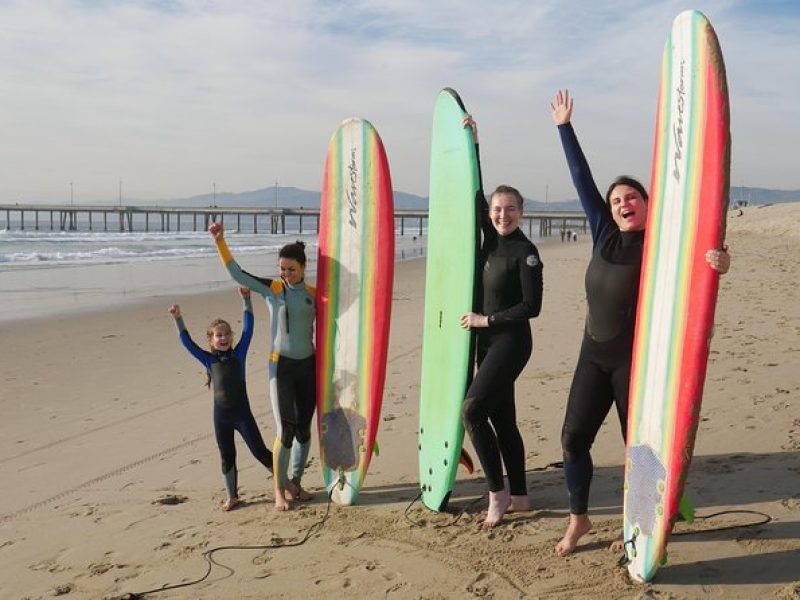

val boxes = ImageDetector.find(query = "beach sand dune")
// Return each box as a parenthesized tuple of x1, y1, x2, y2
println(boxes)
(1, 204, 798, 599)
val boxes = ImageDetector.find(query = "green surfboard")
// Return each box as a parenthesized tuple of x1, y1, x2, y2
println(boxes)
(418, 88, 481, 512)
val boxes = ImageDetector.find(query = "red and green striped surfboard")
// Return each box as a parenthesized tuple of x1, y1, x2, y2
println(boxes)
(623, 10, 730, 582)
(316, 118, 394, 505)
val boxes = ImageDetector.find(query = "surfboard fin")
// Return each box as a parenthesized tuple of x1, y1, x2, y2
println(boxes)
(373, 441, 380, 457)
(459, 449, 474, 474)
(678, 493, 695, 525)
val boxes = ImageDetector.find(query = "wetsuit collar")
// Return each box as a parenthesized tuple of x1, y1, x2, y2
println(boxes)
(497, 227, 524, 242)
(282, 277, 305, 290)
(620, 229, 644, 248)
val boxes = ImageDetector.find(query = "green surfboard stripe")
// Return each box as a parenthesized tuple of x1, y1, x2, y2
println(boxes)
(418, 88, 480, 511)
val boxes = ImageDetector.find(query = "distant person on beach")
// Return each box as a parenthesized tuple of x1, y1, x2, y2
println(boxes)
(209, 222, 316, 512)
(549, 89, 730, 556)
(168, 288, 274, 512)
(459, 115, 544, 528)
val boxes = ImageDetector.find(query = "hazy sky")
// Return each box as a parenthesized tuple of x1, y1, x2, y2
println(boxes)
(2, 0, 798, 204)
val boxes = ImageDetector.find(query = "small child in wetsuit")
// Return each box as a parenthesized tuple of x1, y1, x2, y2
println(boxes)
(168, 287, 273, 511)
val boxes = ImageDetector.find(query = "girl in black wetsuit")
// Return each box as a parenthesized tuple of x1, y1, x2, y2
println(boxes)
(459, 116, 544, 528)
(169, 288, 274, 511)
(549, 90, 730, 555)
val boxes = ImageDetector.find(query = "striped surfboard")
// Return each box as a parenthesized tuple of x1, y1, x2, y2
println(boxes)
(623, 10, 730, 582)
(316, 118, 394, 505)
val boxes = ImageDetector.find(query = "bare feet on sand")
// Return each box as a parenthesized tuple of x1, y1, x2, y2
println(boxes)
(274, 489, 291, 512)
(554, 513, 592, 556)
(285, 480, 313, 502)
(220, 497, 239, 511)
(609, 536, 624, 553)
(482, 490, 512, 529)
(507, 494, 531, 513)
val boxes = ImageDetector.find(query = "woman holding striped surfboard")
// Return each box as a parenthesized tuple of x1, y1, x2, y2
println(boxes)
(549, 90, 729, 556)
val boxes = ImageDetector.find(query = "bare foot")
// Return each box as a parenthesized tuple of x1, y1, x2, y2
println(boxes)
(554, 513, 592, 556)
(220, 497, 239, 512)
(274, 490, 291, 512)
(609, 535, 624, 553)
(285, 480, 313, 502)
(482, 490, 512, 529)
(507, 494, 531, 513)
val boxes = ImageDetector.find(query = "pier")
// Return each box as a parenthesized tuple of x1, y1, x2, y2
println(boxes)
(0, 204, 587, 238)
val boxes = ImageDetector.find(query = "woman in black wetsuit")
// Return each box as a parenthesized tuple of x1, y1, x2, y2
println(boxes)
(460, 116, 544, 528)
(549, 90, 730, 556)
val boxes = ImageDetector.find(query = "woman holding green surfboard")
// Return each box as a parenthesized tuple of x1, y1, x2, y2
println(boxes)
(459, 115, 544, 529)
(549, 89, 730, 556)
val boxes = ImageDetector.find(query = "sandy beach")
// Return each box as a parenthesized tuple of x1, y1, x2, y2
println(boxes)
(1, 203, 799, 599)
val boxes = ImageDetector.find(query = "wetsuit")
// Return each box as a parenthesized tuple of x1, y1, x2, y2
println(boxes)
(214, 239, 316, 492)
(557, 122, 644, 514)
(462, 172, 544, 496)
(174, 296, 273, 499)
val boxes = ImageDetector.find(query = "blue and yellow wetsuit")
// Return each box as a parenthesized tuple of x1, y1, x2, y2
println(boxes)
(214, 238, 316, 494)
(174, 295, 273, 500)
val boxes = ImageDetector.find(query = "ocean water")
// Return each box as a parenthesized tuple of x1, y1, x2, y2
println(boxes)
(0, 227, 427, 323)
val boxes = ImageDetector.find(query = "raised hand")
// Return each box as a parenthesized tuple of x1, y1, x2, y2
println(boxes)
(208, 221, 224, 241)
(550, 89, 574, 126)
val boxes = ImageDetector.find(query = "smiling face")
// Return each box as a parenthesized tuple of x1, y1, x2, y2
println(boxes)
(279, 257, 305, 286)
(209, 324, 233, 352)
(489, 192, 522, 236)
(607, 184, 648, 232)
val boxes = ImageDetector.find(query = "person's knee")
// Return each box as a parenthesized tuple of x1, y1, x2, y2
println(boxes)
(296, 424, 312, 444)
(220, 452, 236, 474)
(560, 426, 590, 462)
(462, 396, 486, 430)
(280, 423, 296, 448)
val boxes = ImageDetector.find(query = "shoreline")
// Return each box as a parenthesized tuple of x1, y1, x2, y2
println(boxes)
(0, 232, 569, 325)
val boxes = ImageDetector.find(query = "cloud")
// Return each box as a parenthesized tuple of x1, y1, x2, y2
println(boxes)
(0, 0, 797, 203)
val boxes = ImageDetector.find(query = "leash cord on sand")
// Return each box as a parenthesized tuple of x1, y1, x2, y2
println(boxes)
(672, 509, 773, 536)
(617, 509, 773, 567)
(123, 484, 337, 599)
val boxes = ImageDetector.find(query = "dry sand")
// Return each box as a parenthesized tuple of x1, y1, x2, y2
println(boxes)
(1, 203, 799, 599)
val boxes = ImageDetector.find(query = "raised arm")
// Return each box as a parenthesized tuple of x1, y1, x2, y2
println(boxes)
(550, 90, 613, 246)
(169, 304, 214, 368)
(234, 288, 255, 361)
(463, 114, 493, 242)
(208, 221, 275, 297)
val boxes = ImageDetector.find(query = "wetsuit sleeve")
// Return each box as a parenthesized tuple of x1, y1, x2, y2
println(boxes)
(475, 143, 495, 243)
(234, 297, 254, 362)
(174, 317, 214, 368)
(487, 246, 543, 325)
(214, 238, 274, 297)
(557, 122, 614, 247)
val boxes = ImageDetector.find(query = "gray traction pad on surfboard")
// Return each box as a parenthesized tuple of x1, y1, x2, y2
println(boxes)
(321, 407, 367, 471)
(625, 444, 667, 536)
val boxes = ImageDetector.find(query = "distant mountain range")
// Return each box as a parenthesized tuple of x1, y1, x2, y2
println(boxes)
(145, 185, 800, 211)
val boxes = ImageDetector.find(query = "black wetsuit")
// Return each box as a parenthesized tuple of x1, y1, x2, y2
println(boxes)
(557, 122, 644, 514)
(462, 181, 544, 495)
(175, 300, 273, 498)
